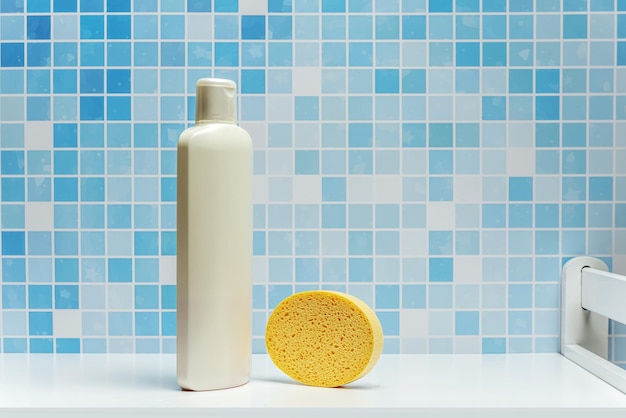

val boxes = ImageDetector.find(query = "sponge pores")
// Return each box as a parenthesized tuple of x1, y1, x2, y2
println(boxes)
(265, 290, 384, 387)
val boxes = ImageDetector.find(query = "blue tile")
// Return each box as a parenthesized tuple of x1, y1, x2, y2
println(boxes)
(322, 0, 346, 12)
(107, 15, 130, 39)
(429, 258, 453, 282)
(134, 285, 158, 310)
(429, 0, 451, 11)
(376, 15, 399, 39)
(55, 285, 78, 309)
(589, 177, 613, 201)
(160, 42, 185, 66)
(429, 284, 452, 308)
(482, 0, 506, 11)
(295, 258, 319, 282)
(429, 231, 452, 255)
(509, 42, 533, 66)
(378, 311, 399, 336)
(29, 312, 53, 336)
(2, 285, 26, 309)
(483, 42, 506, 66)
(27, 44, 51, 67)
(348, 42, 372, 66)
(375, 69, 399, 93)
(535, 204, 559, 228)
(482, 96, 506, 120)
(349, 258, 373, 282)
(455, 311, 479, 335)
(376, 285, 399, 309)
(30, 338, 53, 353)
(322, 204, 346, 229)
(483, 204, 506, 228)
(509, 177, 533, 201)
(27, 16, 51, 40)
(107, 312, 131, 336)
(55, 338, 80, 353)
(482, 15, 506, 40)
(536, 96, 560, 120)
(401, 15, 425, 40)
(508, 311, 532, 335)
(564, 0, 588, 10)
(456, 15, 479, 39)
(108, 258, 132, 283)
(187, 0, 210, 11)
(242, 15, 265, 40)
(429, 15, 452, 40)
(0, 0, 24, 12)
(402, 284, 426, 308)
(26, 284, 51, 309)
(509, 15, 533, 39)
(563, 14, 588, 38)
(80, 16, 104, 39)
(591, 0, 614, 10)
(269, 15, 292, 40)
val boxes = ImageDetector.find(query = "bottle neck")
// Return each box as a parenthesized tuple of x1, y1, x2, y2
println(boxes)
(195, 119, 236, 125)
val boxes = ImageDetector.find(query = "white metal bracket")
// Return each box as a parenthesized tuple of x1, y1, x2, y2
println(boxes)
(561, 256, 626, 393)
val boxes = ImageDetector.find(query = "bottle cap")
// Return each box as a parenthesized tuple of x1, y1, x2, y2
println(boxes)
(195, 78, 237, 124)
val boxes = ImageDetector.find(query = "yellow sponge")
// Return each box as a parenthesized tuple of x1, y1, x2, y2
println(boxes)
(265, 290, 384, 387)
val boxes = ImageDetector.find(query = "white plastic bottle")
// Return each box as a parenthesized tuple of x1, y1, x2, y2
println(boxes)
(176, 78, 253, 391)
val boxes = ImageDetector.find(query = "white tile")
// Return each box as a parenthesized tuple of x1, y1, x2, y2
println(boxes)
(402, 41, 427, 66)
(293, 68, 321, 96)
(159, 256, 177, 284)
(508, 122, 534, 147)
(267, 149, 293, 175)
(253, 257, 267, 284)
(454, 175, 481, 203)
(617, 70, 626, 93)
(374, 176, 402, 202)
(400, 310, 428, 338)
(401, 230, 427, 257)
(187, 14, 213, 40)
(54, 311, 82, 338)
(253, 176, 268, 203)
(613, 122, 626, 147)
(453, 256, 482, 283)
(294, 122, 320, 148)
(239, 0, 268, 13)
(107, 284, 133, 309)
(24, 122, 53, 150)
(53, 15, 77, 40)
(241, 122, 267, 148)
(401, 337, 427, 354)
(455, 96, 480, 121)
(107, 231, 132, 256)
(454, 337, 481, 354)
(348, 176, 373, 202)
(534, 176, 560, 202)
(402, 150, 427, 175)
(292, 176, 320, 203)
(613, 256, 626, 278)
(507, 148, 535, 176)
(26, 202, 54, 230)
(427, 202, 455, 229)
(267, 96, 293, 122)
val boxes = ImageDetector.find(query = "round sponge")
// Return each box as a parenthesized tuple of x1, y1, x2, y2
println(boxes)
(265, 290, 384, 387)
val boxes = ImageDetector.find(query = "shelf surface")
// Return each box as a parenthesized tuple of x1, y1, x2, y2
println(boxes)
(0, 354, 625, 418)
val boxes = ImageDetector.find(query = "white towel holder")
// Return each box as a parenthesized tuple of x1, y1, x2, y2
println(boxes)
(561, 256, 626, 393)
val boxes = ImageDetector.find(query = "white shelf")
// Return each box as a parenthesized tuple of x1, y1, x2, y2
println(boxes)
(0, 354, 625, 417)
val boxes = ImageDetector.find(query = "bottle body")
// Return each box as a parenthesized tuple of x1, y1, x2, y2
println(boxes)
(176, 121, 253, 391)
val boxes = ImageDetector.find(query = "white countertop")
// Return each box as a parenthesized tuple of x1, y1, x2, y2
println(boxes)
(0, 354, 625, 418)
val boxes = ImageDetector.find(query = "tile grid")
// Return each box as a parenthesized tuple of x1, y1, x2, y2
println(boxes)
(0, 0, 620, 360)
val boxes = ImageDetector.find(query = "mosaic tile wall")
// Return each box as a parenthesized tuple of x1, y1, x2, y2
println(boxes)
(0, 0, 625, 361)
